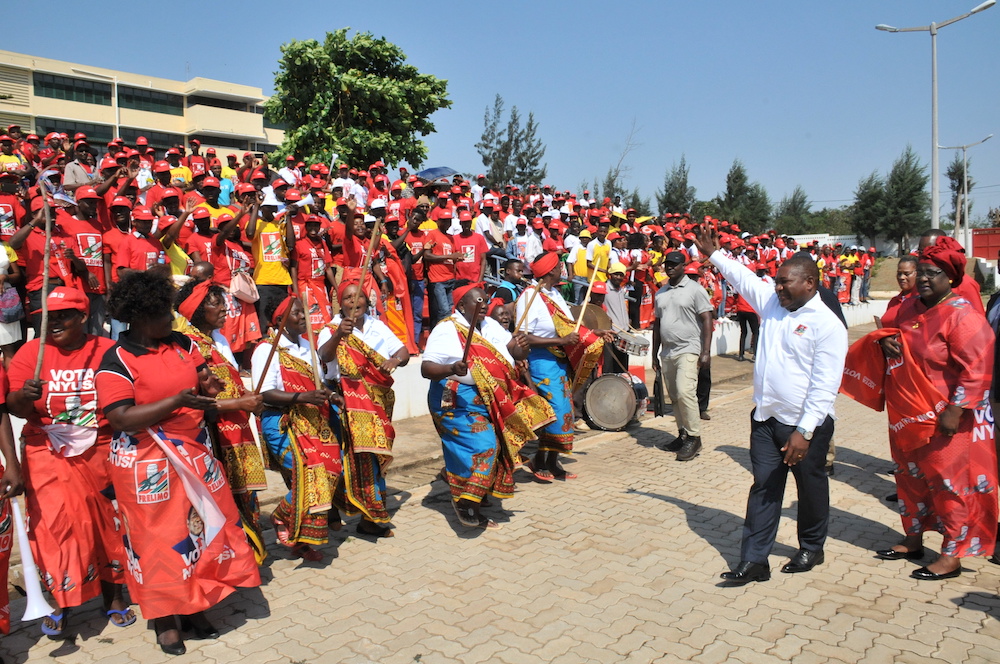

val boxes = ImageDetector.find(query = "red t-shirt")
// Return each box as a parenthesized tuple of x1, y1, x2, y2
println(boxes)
(294, 236, 332, 285)
(425, 229, 456, 282)
(59, 212, 108, 294)
(407, 229, 428, 281)
(328, 219, 347, 267)
(21, 225, 82, 291)
(187, 156, 207, 178)
(212, 240, 254, 289)
(0, 193, 24, 242)
(386, 197, 414, 220)
(183, 231, 215, 263)
(453, 232, 488, 282)
(8, 336, 116, 439)
(115, 231, 168, 273)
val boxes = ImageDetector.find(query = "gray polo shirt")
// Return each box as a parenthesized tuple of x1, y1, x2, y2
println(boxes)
(654, 277, 713, 358)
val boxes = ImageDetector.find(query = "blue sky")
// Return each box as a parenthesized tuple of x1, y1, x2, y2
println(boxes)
(9, 1, 999, 219)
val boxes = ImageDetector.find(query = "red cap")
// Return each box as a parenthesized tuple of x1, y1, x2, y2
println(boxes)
(166, 147, 180, 155)
(684, 264, 700, 275)
(99, 158, 118, 170)
(206, 147, 216, 154)
(31, 287, 89, 316)
(391, 182, 402, 191)
(591, 282, 607, 295)
(284, 189, 302, 202)
(75, 186, 100, 201)
(459, 210, 473, 222)
(338, 163, 349, 169)
(407, 175, 419, 183)
(73, 133, 87, 141)
(285, 155, 295, 161)
(476, 174, 485, 179)
(191, 207, 212, 220)
(236, 183, 256, 194)
(110, 196, 133, 209)
(336, 197, 350, 207)
(136, 136, 148, 146)
(250, 169, 268, 180)
(153, 160, 171, 173)
(132, 206, 154, 221)
(216, 212, 235, 225)
(869, 247, 876, 252)
(189, 139, 200, 146)
(202, 176, 221, 189)
(161, 187, 181, 199)
(436, 192, 449, 199)
(450, 185, 462, 194)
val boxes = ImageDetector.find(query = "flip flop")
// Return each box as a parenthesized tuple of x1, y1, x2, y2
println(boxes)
(477, 516, 502, 530)
(289, 543, 323, 561)
(452, 501, 482, 528)
(552, 466, 578, 480)
(107, 608, 137, 628)
(523, 460, 554, 483)
(41, 610, 67, 638)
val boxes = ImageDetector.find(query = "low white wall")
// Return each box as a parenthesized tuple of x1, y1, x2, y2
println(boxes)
(389, 299, 889, 422)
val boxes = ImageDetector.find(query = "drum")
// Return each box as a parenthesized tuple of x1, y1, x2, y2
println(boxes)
(613, 330, 650, 356)
(569, 303, 612, 332)
(583, 373, 648, 431)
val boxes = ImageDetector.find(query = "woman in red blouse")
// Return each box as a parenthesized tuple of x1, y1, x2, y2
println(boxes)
(96, 271, 260, 656)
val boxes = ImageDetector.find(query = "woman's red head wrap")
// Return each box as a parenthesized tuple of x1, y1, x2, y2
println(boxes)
(919, 235, 966, 285)
(178, 280, 212, 320)
(486, 297, 506, 316)
(452, 282, 483, 308)
(531, 251, 560, 278)
(272, 294, 296, 325)
(337, 267, 379, 306)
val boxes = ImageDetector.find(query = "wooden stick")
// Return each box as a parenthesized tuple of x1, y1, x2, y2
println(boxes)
(461, 299, 485, 363)
(298, 288, 323, 390)
(33, 193, 54, 381)
(514, 282, 540, 333)
(357, 217, 383, 297)
(574, 256, 604, 334)
(252, 305, 292, 394)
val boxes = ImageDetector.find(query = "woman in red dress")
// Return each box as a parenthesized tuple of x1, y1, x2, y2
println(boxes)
(879, 255, 918, 327)
(6, 287, 129, 638)
(96, 271, 261, 655)
(875, 239, 997, 580)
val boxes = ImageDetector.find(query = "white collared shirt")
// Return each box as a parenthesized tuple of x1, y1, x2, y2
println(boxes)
(422, 312, 514, 385)
(251, 333, 315, 393)
(710, 250, 847, 432)
(515, 285, 571, 339)
(316, 314, 403, 381)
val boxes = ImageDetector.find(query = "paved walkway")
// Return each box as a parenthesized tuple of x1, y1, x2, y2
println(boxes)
(5, 329, 1000, 663)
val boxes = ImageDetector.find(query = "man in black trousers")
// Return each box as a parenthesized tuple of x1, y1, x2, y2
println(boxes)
(694, 230, 847, 584)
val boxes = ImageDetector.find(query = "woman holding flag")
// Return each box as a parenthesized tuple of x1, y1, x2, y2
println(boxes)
(96, 271, 260, 656)
(515, 252, 610, 481)
(318, 268, 408, 538)
(422, 284, 554, 529)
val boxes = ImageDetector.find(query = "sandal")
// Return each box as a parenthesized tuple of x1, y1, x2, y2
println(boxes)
(41, 609, 68, 639)
(289, 543, 323, 561)
(523, 460, 554, 483)
(106, 607, 137, 628)
(552, 466, 578, 480)
(476, 516, 502, 530)
(452, 501, 482, 528)
(357, 520, 394, 538)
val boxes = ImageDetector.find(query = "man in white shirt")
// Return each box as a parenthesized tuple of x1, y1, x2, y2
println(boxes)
(694, 231, 847, 585)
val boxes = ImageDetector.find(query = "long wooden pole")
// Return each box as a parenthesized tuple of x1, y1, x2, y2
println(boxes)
(513, 282, 540, 333)
(461, 299, 485, 363)
(252, 306, 291, 394)
(356, 218, 383, 300)
(33, 194, 54, 380)
(574, 255, 604, 334)
(297, 287, 324, 389)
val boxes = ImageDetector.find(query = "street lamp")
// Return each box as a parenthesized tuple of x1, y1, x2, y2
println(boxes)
(939, 133, 993, 253)
(876, 0, 996, 230)
(71, 68, 119, 139)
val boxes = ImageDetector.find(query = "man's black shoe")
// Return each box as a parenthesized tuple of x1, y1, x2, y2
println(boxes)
(781, 549, 825, 573)
(676, 436, 702, 461)
(720, 561, 770, 584)
(658, 431, 686, 452)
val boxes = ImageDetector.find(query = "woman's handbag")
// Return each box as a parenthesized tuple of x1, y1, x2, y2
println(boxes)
(0, 284, 24, 324)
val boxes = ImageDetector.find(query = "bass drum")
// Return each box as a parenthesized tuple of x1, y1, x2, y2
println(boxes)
(583, 373, 648, 431)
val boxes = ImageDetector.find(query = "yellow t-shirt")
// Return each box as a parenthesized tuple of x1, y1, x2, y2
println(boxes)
(589, 242, 612, 282)
(252, 219, 292, 285)
(0, 154, 25, 174)
(169, 165, 193, 187)
(572, 246, 591, 278)
(220, 166, 238, 181)
(195, 202, 233, 228)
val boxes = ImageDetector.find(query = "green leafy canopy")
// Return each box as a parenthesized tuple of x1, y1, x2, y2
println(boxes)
(265, 28, 451, 168)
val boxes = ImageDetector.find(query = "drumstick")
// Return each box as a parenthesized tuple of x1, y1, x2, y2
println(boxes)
(298, 287, 324, 390)
(252, 305, 292, 394)
(514, 282, 540, 332)
(574, 255, 604, 334)
(461, 298, 485, 363)
(33, 192, 54, 381)
(357, 216, 383, 297)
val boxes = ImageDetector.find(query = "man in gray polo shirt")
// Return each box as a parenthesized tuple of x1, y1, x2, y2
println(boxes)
(652, 251, 714, 461)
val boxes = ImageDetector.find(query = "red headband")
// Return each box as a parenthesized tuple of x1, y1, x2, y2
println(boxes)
(486, 297, 505, 316)
(531, 251, 560, 278)
(272, 295, 296, 325)
(178, 280, 212, 320)
(919, 236, 966, 286)
(337, 267, 379, 305)
(452, 282, 483, 308)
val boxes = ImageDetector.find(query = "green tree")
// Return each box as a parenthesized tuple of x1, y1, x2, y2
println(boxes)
(265, 29, 450, 168)
(850, 171, 885, 246)
(475, 95, 548, 188)
(714, 159, 751, 223)
(691, 199, 722, 222)
(880, 145, 930, 254)
(807, 207, 853, 236)
(625, 188, 653, 216)
(656, 155, 697, 215)
(945, 151, 975, 230)
(742, 183, 772, 233)
(773, 185, 811, 234)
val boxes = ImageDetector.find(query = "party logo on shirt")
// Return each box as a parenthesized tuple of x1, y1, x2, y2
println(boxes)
(197, 454, 226, 493)
(135, 459, 169, 504)
(793, 324, 807, 336)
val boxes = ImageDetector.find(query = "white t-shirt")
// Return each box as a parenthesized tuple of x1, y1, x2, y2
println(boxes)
(515, 286, 571, 339)
(251, 334, 315, 393)
(422, 312, 514, 386)
(315, 314, 403, 381)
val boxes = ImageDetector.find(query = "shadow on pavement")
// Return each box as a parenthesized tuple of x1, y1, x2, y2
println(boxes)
(951, 591, 1000, 621)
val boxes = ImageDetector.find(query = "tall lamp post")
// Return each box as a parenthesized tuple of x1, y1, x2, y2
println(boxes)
(876, 0, 996, 230)
(71, 68, 120, 139)
(939, 134, 993, 253)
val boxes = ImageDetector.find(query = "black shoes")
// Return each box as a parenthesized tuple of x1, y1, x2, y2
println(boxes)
(911, 565, 961, 580)
(875, 547, 923, 561)
(781, 549, 824, 573)
(720, 561, 770, 584)
(676, 437, 702, 462)
(659, 431, 686, 452)
(885, 493, 898, 502)
(700, 411, 711, 421)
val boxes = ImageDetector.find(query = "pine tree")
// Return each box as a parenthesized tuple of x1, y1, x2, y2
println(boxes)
(656, 155, 696, 215)
(881, 145, 930, 254)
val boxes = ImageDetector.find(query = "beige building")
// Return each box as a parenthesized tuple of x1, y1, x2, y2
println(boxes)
(0, 49, 284, 154)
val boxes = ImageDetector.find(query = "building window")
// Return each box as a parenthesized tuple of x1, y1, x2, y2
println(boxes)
(118, 87, 184, 116)
(189, 134, 248, 150)
(119, 127, 185, 151)
(252, 143, 279, 154)
(34, 118, 114, 144)
(187, 95, 250, 112)
(33, 73, 112, 106)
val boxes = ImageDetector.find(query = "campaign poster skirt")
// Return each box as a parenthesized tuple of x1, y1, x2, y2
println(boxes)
(108, 428, 260, 619)
(429, 380, 516, 503)
(527, 348, 574, 453)
(220, 292, 263, 354)
(23, 438, 126, 609)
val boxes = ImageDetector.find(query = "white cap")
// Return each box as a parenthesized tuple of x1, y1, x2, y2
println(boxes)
(369, 198, 386, 210)
(364, 214, 377, 224)
(261, 190, 280, 206)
